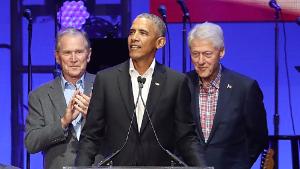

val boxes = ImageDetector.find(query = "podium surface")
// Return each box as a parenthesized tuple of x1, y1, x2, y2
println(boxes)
(63, 167, 213, 169)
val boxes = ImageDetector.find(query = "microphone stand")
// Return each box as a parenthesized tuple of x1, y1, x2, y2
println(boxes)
(137, 77, 188, 167)
(25, 12, 33, 169)
(272, 6, 280, 169)
(97, 80, 141, 166)
(162, 18, 171, 67)
(177, 0, 190, 72)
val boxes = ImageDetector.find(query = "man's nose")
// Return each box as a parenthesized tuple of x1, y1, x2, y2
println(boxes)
(197, 55, 205, 64)
(130, 32, 139, 41)
(70, 54, 78, 62)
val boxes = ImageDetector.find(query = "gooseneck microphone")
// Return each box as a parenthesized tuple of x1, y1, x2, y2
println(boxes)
(97, 77, 143, 166)
(137, 77, 188, 166)
(23, 9, 33, 22)
(177, 0, 190, 19)
(158, 5, 167, 22)
(269, 0, 281, 11)
(137, 76, 146, 88)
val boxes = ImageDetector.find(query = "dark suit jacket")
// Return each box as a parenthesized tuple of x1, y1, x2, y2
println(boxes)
(25, 73, 95, 169)
(76, 60, 205, 166)
(187, 67, 268, 169)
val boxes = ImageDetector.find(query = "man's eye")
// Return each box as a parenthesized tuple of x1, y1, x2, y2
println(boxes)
(192, 52, 199, 57)
(63, 51, 72, 55)
(203, 52, 213, 57)
(140, 31, 148, 35)
(76, 50, 84, 54)
(129, 30, 135, 35)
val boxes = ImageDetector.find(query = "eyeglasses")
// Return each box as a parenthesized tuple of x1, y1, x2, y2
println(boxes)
(59, 49, 87, 57)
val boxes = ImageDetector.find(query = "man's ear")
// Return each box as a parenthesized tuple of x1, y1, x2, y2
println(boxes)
(156, 36, 166, 49)
(87, 48, 92, 63)
(55, 51, 61, 65)
(220, 47, 225, 59)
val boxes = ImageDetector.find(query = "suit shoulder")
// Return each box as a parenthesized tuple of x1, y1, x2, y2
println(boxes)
(95, 61, 126, 77)
(164, 66, 187, 80)
(29, 79, 57, 97)
(226, 69, 255, 81)
(223, 68, 258, 88)
(185, 70, 197, 80)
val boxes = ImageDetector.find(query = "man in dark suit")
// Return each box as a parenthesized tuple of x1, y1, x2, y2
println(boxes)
(186, 22, 269, 169)
(76, 13, 205, 167)
(25, 28, 97, 169)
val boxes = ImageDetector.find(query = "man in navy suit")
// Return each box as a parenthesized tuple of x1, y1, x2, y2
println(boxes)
(186, 22, 268, 169)
(76, 13, 205, 167)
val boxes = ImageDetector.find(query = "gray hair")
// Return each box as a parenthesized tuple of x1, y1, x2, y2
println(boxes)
(136, 13, 166, 37)
(55, 27, 90, 51)
(188, 22, 224, 49)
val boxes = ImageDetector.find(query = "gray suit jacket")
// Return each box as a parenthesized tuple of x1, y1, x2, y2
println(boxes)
(25, 73, 95, 169)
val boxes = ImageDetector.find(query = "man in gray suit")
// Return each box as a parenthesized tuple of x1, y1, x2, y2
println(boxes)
(25, 28, 96, 169)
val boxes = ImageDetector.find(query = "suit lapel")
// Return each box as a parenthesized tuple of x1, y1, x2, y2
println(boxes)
(140, 62, 166, 134)
(117, 61, 136, 126)
(48, 77, 67, 118)
(81, 73, 95, 128)
(189, 71, 205, 141)
(207, 67, 233, 143)
(48, 77, 80, 139)
(83, 73, 94, 96)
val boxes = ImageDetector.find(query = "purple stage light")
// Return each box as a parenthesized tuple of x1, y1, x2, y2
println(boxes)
(57, 0, 90, 29)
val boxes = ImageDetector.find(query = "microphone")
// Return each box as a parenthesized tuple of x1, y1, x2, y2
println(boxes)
(158, 5, 167, 22)
(177, 0, 190, 18)
(137, 76, 146, 88)
(98, 77, 143, 166)
(269, 0, 281, 11)
(137, 78, 188, 166)
(23, 9, 33, 21)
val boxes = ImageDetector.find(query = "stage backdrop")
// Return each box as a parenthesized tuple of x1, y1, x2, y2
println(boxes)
(150, 0, 300, 22)
(1, 0, 300, 169)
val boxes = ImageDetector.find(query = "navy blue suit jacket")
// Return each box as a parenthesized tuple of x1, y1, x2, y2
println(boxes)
(187, 66, 268, 169)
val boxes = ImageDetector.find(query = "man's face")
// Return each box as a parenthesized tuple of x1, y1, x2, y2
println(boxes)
(55, 34, 91, 83)
(128, 17, 164, 62)
(190, 39, 224, 82)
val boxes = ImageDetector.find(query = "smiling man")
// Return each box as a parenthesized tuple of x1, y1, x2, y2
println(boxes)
(76, 13, 205, 167)
(186, 22, 268, 169)
(25, 28, 97, 169)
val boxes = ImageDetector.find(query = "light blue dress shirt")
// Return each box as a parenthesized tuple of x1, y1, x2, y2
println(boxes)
(61, 75, 84, 140)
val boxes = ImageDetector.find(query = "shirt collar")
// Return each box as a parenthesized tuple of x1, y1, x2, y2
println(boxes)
(199, 64, 222, 89)
(129, 58, 156, 77)
(61, 73, 85, 90)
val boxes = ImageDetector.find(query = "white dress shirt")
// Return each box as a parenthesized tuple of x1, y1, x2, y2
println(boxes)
(129, 58, 155, 132)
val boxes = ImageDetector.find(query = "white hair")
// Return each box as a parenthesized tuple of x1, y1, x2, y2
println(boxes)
(188, 22, 224, 49)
